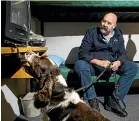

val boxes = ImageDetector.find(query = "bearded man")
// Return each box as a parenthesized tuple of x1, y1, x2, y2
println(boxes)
(74, 13, 139, 117)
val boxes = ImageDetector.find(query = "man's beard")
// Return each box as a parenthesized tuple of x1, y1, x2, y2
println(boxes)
(100, 27, 112, 36)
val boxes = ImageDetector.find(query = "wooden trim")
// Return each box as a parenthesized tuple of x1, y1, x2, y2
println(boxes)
(1, 47, 48, 54)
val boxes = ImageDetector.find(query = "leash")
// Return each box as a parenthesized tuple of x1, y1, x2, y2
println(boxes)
(75, 61, 126, 109)
(76, 63, 112, 92)
(12, 44, 28, 65)
(113, 71, 126, 109)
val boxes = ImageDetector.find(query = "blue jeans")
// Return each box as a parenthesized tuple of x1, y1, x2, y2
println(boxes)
(74, 60, 139, 100)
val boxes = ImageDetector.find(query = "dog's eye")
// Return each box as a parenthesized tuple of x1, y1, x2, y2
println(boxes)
(26, 52, 29, 55)
(51, 71, 53, 74)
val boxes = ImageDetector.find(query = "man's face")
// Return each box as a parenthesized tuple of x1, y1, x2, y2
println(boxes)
(100, 15, 116, 36)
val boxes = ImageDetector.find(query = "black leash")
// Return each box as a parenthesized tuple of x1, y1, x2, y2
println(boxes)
(12, 43, 27, 65)
(113, 71, 126, 109)
(14, 44, 23, 60)
(76, 63, 112, 92)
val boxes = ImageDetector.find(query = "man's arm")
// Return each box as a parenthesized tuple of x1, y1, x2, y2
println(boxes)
(110, 31, 127, 71)
(78, 29, 94, 62)
(117, 32, 128, 64)
(90, 59, 111, 68)
(79, 28, 111, 68)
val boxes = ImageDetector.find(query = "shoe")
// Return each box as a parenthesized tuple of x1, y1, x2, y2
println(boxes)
(88, 98, 100, 112)
(104, 95, 128, 117)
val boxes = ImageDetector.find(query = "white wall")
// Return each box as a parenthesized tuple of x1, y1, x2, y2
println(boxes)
(44, 22, 139, 63)
(44, 22, 139, 37)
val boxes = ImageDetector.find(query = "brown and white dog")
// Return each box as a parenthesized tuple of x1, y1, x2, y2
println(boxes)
(24, 51, 67, 107)
(24, 51, 110, 121)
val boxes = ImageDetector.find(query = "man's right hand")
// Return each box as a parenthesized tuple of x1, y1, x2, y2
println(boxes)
(90, 59, 111, 68)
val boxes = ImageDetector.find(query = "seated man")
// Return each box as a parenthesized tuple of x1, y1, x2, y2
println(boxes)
(74, 13, 139, 117)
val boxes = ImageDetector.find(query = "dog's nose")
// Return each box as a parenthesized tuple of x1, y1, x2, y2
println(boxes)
(25, 51, 34, 57)
(25, 52, 30, 55)
(25, 51, 31, 55)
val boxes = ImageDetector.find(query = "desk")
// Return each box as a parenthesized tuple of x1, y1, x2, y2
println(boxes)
(1, 47, 48, 78)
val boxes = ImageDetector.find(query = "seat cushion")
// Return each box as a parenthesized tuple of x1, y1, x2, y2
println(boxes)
(48, 55, 65, 67)
(59, 63, 139, 82)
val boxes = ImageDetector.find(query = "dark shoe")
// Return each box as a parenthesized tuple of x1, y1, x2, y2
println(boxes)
(104, 95, 128, 117)
(88, 98, 100, 112)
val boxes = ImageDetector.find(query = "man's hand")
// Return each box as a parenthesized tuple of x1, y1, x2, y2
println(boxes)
(90, 59, 111, 68)
(110, 60, 121, 71)
(99, 60, 111, 68)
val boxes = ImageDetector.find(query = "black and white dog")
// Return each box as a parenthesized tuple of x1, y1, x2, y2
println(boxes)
(24, 51, 110, 121)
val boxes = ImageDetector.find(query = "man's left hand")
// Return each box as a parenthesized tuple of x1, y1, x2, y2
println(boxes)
(110, 60, 121, 71)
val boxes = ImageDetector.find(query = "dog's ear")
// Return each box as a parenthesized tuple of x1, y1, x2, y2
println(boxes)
(34, 90, 50, 109)
(31, 57, 43, 78)
(32, 64, 42, 78)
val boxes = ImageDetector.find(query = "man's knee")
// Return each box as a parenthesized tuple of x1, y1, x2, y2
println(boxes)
(122, 61, 139, 74)
(75, 60, 91, 71)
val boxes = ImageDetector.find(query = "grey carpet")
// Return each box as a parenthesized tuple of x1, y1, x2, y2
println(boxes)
(25, 94, 139, 121)
(98, 94, 139, 121)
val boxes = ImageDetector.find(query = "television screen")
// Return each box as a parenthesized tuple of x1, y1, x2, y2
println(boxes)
(10, 1, 28, 29)
(1, 1, 30, 47)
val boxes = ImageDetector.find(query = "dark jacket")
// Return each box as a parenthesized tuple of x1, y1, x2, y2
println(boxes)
(79, 27, 127, 64)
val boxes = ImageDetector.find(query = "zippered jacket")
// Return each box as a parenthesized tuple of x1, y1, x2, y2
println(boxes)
(79, 27, 127, 64)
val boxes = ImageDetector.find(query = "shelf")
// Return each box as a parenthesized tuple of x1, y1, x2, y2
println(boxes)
(1, 47, 48, 54)
(1, 46, 48, 78)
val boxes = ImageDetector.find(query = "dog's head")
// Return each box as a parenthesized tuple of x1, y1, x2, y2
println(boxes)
(24, 51, 39, 64)
(24, 51, 41, 78)
(24, 51, 58, 78)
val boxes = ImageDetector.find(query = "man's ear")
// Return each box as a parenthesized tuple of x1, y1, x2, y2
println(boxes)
(113, 24, 117, 29)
